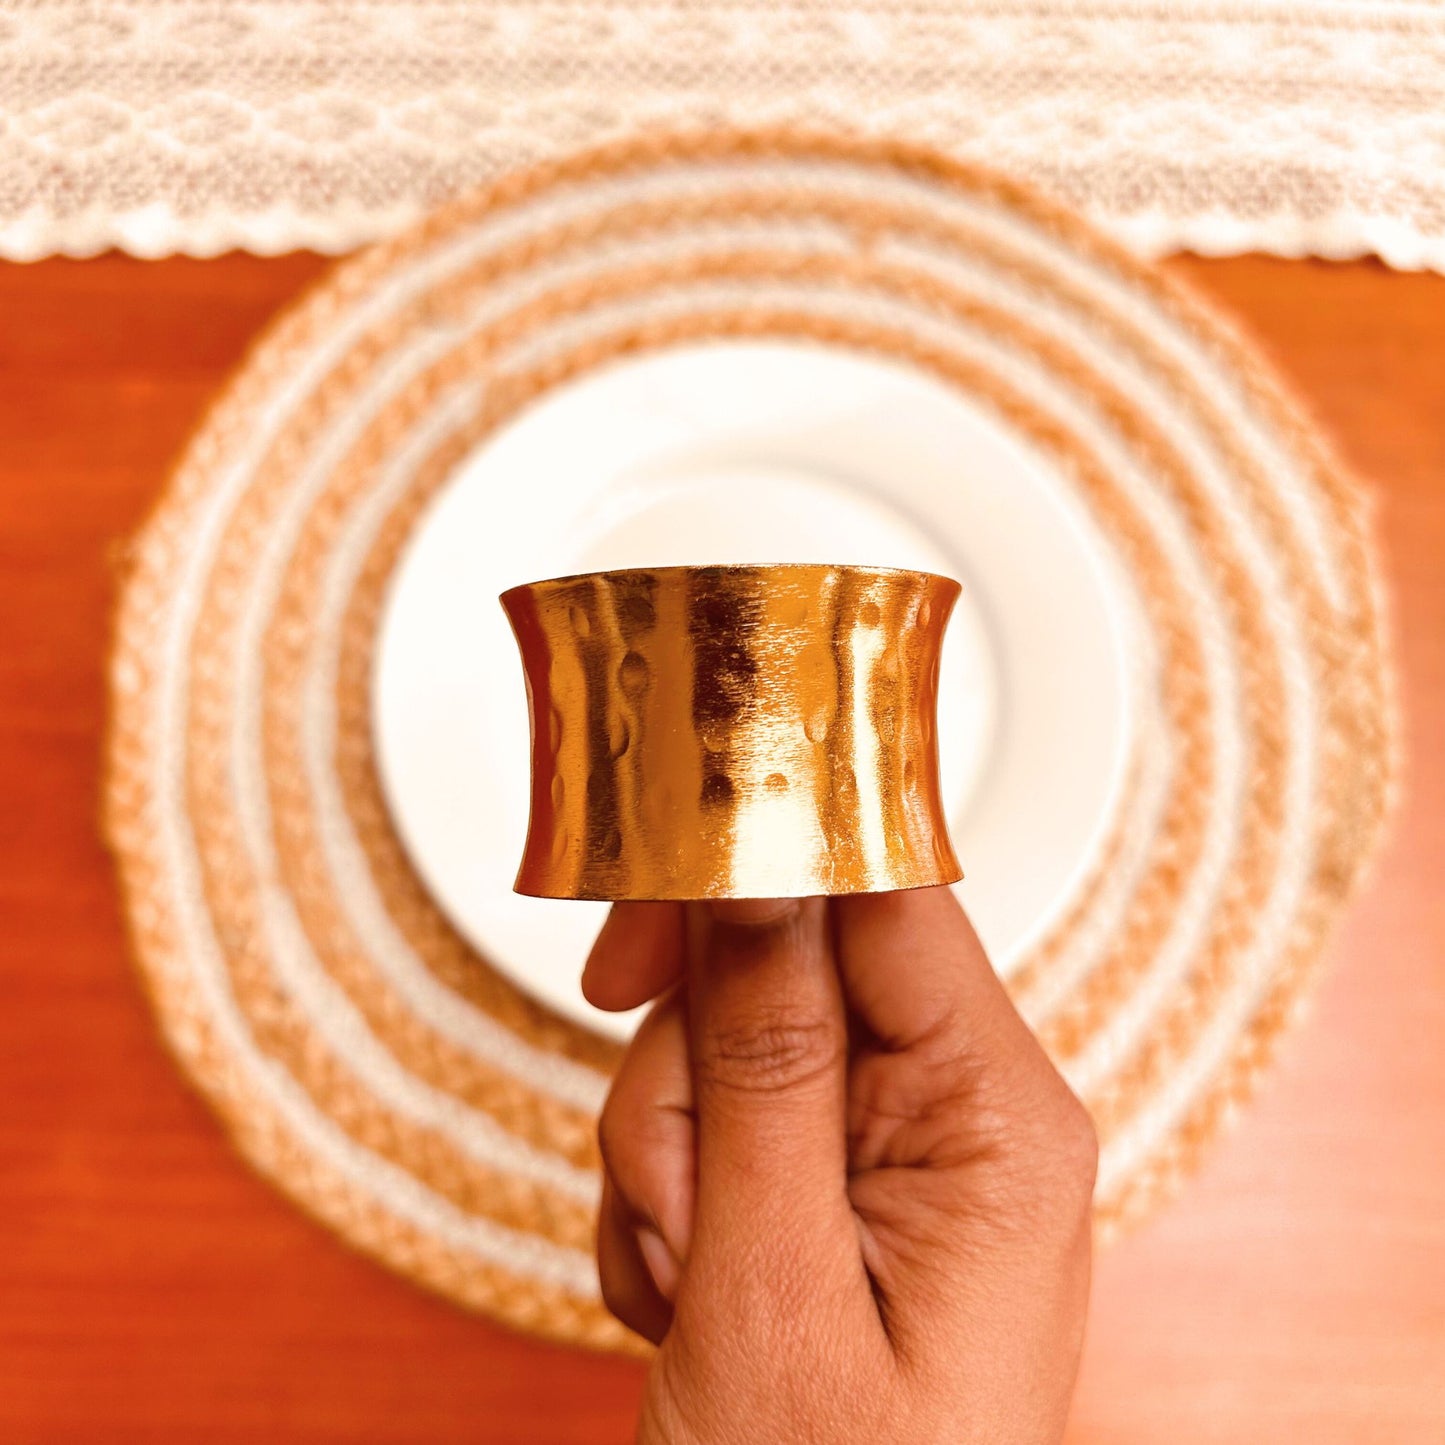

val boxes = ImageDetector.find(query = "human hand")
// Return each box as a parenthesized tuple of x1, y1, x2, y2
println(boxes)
(584, 886, 1097, 1444)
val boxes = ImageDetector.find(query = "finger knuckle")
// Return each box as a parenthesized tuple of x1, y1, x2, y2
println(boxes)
(697, 1012, 840, 1097)
(1053, 1091, 1100, 1208)
(598, 1089, 663, 1190)
(597, 1092, 629, 1175)
(1016, 1085, 1098, 1223)
(962, 1080, 1099, 1237)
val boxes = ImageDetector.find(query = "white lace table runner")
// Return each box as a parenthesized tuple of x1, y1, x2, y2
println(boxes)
(5, 0, 1445, 265)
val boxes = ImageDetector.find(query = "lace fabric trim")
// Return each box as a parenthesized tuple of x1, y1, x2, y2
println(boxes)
(4, 0, 1445, 265)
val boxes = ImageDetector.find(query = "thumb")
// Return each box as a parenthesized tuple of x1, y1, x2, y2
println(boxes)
(681, 898, 857, 1291)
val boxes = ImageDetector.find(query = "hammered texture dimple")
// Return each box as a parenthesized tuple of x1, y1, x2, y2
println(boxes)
(501, 563, 964, 900)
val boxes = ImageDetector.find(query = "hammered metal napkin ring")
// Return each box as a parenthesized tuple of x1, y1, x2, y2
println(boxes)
(501, 563, 962, 900)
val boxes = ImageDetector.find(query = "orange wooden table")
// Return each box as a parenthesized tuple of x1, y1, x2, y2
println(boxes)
(1, 252, 1442, 1444)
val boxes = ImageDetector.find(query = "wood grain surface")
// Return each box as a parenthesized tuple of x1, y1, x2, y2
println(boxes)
(0, 251, 1441, 1444)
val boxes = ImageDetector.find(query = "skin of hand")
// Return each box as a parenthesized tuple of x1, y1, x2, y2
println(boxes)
(582, 886, 1098, 1445)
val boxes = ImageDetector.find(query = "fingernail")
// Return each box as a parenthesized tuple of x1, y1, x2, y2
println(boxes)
(706, 897, 801, 926)
(635, 1226, 681, 1303)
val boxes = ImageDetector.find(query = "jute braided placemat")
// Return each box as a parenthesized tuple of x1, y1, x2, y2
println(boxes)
(106, 129, 1395, 1352)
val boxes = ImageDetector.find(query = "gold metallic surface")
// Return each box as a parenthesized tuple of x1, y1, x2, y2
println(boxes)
(501, 563, 963, 900)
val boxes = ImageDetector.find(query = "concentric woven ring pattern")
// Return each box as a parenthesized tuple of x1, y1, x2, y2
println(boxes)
(106, 129, 1395, 1352)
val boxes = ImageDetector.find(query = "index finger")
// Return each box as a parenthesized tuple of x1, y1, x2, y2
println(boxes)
(582, 900, 684, 1012)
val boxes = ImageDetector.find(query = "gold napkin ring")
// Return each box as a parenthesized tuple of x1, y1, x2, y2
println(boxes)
(502, 563, 962, 900)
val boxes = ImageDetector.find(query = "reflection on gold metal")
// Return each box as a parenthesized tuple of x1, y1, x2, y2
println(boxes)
(501, 563, 963, 900)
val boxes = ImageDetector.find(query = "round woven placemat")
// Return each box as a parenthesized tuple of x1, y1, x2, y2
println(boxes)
(106, 129, 1394, 1352)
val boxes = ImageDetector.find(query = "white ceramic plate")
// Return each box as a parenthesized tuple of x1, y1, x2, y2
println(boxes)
(374, 341, 1133, 1041)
